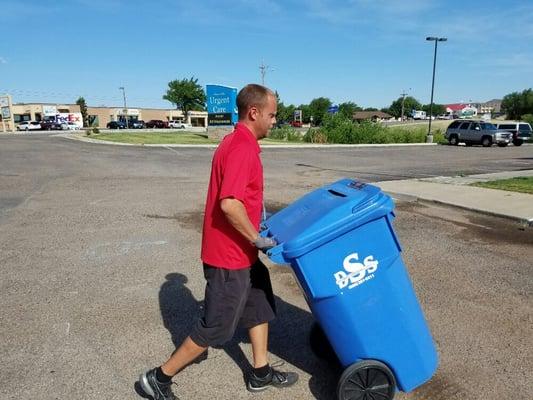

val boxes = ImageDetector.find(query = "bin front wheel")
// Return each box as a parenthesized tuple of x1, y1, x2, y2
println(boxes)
(337, 360, 396, 400)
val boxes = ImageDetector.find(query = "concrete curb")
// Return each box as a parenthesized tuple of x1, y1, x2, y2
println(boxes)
(53, 133, 440, 148)
(380, 175, 533, 226)
(387, 190, 532, 226)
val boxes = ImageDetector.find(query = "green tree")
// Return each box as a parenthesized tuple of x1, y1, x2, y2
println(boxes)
(275, 92, 296, 123)
(297, 104, 311, 123)
(163, 77, 206, 120)
(501, 92, 522, 119)
(522, 114, 533, 126)
(422, 103, 446, 116)
(501, 88, 533, 119)
(276, 101, 296, 123)
(387, 96, 422, 118)
(338, 101, 362, 119)
(363, 107, 379, 111)
(281, 104, 296, 122)
(308, 97, 332, 126)
(76, 97, 88, 127)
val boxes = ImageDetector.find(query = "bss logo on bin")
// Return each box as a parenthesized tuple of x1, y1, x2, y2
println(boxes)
(334, 252, 379, 290)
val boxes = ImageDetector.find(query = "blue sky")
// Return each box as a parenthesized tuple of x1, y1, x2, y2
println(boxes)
(1, 0, 532, 109)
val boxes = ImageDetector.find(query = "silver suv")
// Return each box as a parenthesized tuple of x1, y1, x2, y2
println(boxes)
(495, 121, 532, 146)
(445, 120, 512, 147)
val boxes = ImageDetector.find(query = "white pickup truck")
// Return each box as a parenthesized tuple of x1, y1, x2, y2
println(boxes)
(168, 121, 192, 129)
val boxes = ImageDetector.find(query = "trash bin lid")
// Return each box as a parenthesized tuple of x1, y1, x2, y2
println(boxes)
(262, 179, 394, 262)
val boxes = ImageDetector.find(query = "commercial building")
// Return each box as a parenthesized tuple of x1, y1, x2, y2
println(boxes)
(7, 102, 207, 129)
(353, 111, 393, 122)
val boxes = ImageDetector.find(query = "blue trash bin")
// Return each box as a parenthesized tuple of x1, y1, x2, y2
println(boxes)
(261, 179, 438, 400)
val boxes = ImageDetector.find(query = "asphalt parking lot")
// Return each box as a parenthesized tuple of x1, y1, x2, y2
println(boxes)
(0, 134, 532, 399)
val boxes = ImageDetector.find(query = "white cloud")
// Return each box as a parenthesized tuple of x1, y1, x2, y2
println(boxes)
(0, 57, 7, 64)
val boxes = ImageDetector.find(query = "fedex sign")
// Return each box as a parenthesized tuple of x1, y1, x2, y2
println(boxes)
(54, 112, 83, 128)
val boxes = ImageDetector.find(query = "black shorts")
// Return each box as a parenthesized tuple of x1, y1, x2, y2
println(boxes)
(190, 258, 276, 348)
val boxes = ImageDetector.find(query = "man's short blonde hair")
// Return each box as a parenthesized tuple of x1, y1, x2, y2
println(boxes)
(237, 84, 275, 119)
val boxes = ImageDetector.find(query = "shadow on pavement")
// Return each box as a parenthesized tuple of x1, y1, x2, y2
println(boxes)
(157, 271, 340, 399)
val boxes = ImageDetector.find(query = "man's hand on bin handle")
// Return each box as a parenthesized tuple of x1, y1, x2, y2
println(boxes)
(253, 235, 277, 250)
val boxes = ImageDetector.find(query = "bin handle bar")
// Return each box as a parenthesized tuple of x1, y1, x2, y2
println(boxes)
(327, 189, 347, 197)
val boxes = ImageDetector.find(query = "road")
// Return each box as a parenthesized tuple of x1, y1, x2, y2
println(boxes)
(0, 133, 531, 400)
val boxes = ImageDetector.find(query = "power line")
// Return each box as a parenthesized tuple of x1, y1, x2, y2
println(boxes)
(259, 60, 274, 86)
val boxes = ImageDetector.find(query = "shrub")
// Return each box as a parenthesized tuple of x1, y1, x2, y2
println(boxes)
(308, 114, 440, 144)
(433, 129, 447, 144)
(269, 126, 301, 141)
(303, 128, 327, 143)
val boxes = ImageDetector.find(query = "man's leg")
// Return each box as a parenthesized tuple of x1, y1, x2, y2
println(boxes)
(244, 260, 299, 392)
(139, 337, 206, 400)
(248, 322, 269, 368)
(161, 336, 208, 376)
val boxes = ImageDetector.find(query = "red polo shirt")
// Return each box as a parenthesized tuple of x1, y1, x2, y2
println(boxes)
(201, 123, 263, 269)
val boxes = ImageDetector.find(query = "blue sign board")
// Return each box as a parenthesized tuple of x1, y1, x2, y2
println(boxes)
(206, 84, 238, 126)
(328, 105, 339, 114)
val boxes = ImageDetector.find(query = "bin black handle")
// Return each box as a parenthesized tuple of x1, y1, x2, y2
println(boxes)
(328, 189, 347, 197)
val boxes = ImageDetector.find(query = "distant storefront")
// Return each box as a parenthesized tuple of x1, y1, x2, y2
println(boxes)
(11, 102, 207, 128)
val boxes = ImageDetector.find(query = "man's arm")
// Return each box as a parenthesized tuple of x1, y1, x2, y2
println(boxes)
(220, 198, 259, 242)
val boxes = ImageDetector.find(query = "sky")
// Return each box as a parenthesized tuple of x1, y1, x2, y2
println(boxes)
(1, 0, 532, 109)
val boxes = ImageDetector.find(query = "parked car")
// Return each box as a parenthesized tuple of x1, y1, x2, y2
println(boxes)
(291, 121, 303, 128)
(495, 122, 532, 146)
(145, 119, 168, 128)
(445, 120, 512, 147)
(17, 121, 41, 131)
(65, 122, 81, 130)
(40, 120, 63, 130)
(129, 120, 145, 129)
(106, 121, 126, 129)
(168, 120, 192, 129)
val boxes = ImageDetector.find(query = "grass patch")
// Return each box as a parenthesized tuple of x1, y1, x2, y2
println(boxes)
(471, 177, 533, 194)
(88, 131, 218, 145)
(387, 120, 451, 131)
(262, 138, 305, 144)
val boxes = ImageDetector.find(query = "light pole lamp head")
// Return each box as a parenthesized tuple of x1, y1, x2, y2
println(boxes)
(426, 36, 438, 41)
(438, 38, 447, 42)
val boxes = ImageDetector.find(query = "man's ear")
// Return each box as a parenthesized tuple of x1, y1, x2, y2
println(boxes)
(249, 106, 258, 121)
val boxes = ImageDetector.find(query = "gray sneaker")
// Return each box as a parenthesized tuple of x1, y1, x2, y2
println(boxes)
(139, 368, 177, 400)
(246, 366, 299, 392)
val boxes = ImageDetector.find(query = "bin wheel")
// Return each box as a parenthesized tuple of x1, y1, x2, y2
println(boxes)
(310, 323, 339, 364)
(337, 360, 396, 400)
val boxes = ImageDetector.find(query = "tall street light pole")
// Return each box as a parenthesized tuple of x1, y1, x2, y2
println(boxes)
(426, 36, 447, 143)
(400, 88, 411, 122)
(119, 86, 128, 129)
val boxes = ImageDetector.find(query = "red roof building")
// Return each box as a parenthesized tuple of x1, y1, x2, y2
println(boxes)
(445, 103, 467, 112)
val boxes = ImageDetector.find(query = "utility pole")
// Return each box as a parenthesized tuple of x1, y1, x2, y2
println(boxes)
(400, 89, 410, 122)
(119, 86, 128, 128)
(425, 37, 447, 143)
(259, 60, 274, 86)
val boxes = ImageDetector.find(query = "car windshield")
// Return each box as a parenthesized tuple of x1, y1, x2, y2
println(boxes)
(480, 123, 496, 130)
